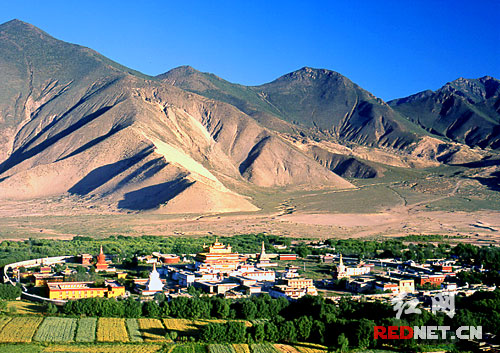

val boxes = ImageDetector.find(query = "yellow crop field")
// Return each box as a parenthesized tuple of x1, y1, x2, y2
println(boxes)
(274, 344, 301, 353)
(96, 318, 129, 342)
(0, 316, 43, 342)
(294, 343, 327, 353)
(138, 318, 167, 341)
(0, 317, 11, 332)
(6, 300, 43, 315)
(233, 344, 251, 353)
(163, 318, 251, 337)
(43, 344, 162, 352)
(163, 318, 198, 334)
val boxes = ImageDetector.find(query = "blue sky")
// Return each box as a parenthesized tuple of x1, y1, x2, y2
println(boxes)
(1, 0, 499, 100)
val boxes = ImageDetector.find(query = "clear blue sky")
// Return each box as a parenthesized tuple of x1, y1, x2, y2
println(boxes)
(1, 0, 499, 101)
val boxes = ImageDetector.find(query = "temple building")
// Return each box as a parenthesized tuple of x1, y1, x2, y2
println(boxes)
(95, 246, 109, 272)
(255, 242, 277, 268)
(333, 254, 371, 279)
(47, 280, 125, 300)
(194, 240, 244, 273)
(270, 276, 318, 300)
(78, 254, 93, 266)
(140, 263, 166, 295)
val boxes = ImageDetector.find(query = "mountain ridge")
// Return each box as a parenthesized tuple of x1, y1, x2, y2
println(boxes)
(0, 20, 357, 214)
(389, 76, 500, 149)
(0, 19, 497, 215)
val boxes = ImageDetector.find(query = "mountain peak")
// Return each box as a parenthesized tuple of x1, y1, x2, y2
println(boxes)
(281, 66, 343, 81)
(2, 18, 31, 26)
(442, 76, 500, 101)
(0, 19, 47, 36)
(157, 65, 202, 80)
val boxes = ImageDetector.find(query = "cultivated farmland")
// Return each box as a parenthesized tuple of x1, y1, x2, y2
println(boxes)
(171, 344, 208, 353)
(0, 317, 11, 332)
(96, 318, 129, 342)
(294, 343, 328, 353)
(209, 344, 236, 353)
(274, 345, 301, 353)
(42, 343, 163, 352)
(250, 344, 279, 353)
(233, 344, 251, 353)
(0, 317, 43, 342)
(75, 317, 97, 342)
(34, 317, 77, 342)
(138, 318, 167, 341)
(163, 318, 198, 335)
(126, 318, 143, 342)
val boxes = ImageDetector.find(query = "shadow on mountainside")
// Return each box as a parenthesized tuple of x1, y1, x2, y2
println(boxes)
(68, 147, 154, 195)
(117, 178, 194, 210)
(473, 171, 500, 192)
(0, 106, 114, 175)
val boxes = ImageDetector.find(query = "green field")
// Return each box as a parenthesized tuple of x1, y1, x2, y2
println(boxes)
(75, 317, 97, 343)
(125, 318, 143, 342)
(34, 317, 77, 342)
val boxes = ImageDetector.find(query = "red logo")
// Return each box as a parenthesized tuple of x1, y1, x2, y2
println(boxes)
(374, 326, 413, 339)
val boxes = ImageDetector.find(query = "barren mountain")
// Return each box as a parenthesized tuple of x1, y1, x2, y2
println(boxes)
(0, 20, 355, 213)
(389, 76, 500, 149)
(160, 66, 493, 167)
(0, 19, 497, 215)
(160, 66, 423, 149)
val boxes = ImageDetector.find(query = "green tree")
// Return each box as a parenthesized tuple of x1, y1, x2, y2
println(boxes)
(356, 319, 374, 349)
(295, 316, 313, 341)
(200, 323, 227, 342)
(44, 302, 58, 315)
(123, 297, 142, 318)
(280, 321, 297, 343)
(0, 283, 22, 300)
(211, 297, 230, 319)
(265, 322, 279, 342)
(168, 330, 178, 341)
(241, 300, 258, 320)
(226, 321, 247, 343)
(253, 323, 266, 342)
(337, 333, 349, 353)
(143, 300, 160, 318)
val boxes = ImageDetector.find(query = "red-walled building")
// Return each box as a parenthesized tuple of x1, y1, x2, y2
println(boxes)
(279, 254, 297, 261)
(161, 255, 180, 264)
(432, 264, 453, 273)
(418, 274, 446, 286)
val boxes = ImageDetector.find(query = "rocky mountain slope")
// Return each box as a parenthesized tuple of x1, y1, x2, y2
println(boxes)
(389, 76, 500, 149)
(160, 67, 493, 166)
(0, 20, 355, 213)
(160, 66, 423, 150)
(0, 20, 497, 214)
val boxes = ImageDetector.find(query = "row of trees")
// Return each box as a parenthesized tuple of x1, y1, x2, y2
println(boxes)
(62, 294, 290, 321)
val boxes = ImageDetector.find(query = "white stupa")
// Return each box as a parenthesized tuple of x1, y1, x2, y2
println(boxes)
(144, 263, 164, 294)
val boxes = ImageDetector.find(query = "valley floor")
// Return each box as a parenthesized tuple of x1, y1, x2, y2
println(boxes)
(0, 164, 498, 243)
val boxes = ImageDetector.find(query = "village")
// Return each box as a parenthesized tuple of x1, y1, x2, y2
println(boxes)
(3, 238, 496, 309)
